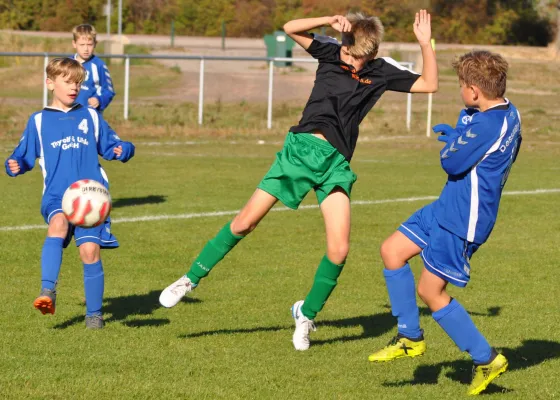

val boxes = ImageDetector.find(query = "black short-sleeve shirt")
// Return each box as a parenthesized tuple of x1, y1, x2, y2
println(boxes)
(289, 35, 420, 161)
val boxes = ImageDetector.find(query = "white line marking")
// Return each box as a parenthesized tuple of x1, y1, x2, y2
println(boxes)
(1, 188, 559, 232)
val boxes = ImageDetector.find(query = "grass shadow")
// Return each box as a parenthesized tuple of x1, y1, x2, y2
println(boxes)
(179, 325, 286, 339)
(175, 305, 502, 343)
(382, 339, 560, 393)
(53, 289, 200, 329)
(112, 195, 167, 208)
(315, 305, 501, 346)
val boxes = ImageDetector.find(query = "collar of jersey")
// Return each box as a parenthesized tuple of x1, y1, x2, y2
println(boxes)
(73, 53, 95, 63)
(43, 103, 83, 113)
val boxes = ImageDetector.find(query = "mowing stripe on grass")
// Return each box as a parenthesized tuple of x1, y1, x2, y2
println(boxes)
(1, 188, 559, 232)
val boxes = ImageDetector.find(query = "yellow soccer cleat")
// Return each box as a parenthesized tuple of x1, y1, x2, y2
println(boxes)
(467, 353, 508, 395)
(368, 335, 426, 362)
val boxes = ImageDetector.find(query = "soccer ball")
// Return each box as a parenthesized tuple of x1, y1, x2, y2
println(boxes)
(62, 179, 112, 227)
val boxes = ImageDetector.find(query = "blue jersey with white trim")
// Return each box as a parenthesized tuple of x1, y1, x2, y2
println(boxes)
(5, 104, 134, 210)
(433, 100, 522, 245)
(75, 54, 115, 112)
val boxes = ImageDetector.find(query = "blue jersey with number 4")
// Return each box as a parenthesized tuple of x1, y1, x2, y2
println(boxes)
(4, 104, 134, 216)
(432, 100, 522, 245)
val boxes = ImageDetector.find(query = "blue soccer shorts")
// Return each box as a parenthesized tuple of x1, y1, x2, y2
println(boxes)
(398, 202, 479, 287)
(42, 198, 119, 249)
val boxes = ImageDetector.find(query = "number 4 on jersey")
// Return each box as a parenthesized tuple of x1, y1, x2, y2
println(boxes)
(78, 119, 88, 134)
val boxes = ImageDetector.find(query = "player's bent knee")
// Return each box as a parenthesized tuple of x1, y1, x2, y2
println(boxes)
(230, 217, 257, 236)
(380, 240, 403, 269)
(327, 244, 349, 265)
(417, 283, 439, 305)
(47, 214, 69, 237)
(79, 243, 101, 264)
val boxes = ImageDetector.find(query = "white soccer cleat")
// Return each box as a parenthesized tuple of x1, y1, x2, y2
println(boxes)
(159, 276, 196, 308)
(291, 300, 316, 351)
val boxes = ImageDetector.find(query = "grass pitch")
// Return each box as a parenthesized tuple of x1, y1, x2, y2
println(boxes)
(0, 136, 559, 399)
(0, 42, 559, 399)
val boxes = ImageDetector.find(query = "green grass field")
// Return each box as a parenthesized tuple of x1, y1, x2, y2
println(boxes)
(1, 41, 560, 398)
(0, 136, 559, 399)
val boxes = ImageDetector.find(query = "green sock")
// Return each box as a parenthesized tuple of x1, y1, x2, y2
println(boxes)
(301, 255, 345, 320)
(186, 222, 244, 284)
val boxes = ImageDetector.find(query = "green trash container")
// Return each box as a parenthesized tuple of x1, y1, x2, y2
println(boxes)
(264, 31, 295, 67)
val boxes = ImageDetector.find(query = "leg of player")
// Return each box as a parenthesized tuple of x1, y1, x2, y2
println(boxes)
(159, 189, 278, 308)
(368, 231, 426, 362)
(79, 242, 105, 329)
(291, 188, 349, 351)
(33, 213, 68, 315)
(418, 268, 507, 395)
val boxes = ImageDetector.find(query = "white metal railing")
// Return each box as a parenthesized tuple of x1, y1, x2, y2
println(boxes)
(0, 52, 417, 131)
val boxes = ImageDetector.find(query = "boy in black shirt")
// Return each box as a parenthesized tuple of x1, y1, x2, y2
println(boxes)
(159, 10, 438, 351)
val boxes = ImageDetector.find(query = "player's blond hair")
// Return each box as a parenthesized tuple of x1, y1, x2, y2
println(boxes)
(341, 12, 384, 59)
(452, 51, 508, 99)
(46, 58, 86, 84)
(72, 24, 97, 43)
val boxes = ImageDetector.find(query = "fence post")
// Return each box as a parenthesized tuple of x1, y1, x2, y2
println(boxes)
(43, 55, 49, 107)
(198, 58, 204, 125)
(267, 60, 274, 129)
(406, 93, 412, 132)
(124, 56, 130, 120)
(426, 93, 432, 137)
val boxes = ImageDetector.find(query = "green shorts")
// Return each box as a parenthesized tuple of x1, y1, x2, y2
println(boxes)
(257, 132, 357, 209)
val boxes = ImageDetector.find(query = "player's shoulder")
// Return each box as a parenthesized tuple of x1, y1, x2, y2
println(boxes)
(311, 34, 340, 47)
(372, 57, 418, 74)
(476, 101, 516, 125)
(24, 110, 44, 129)
(91, 55, 109, 68)
(29, 110, 43, 119)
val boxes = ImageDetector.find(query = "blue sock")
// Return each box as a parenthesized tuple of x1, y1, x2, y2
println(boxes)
(384, 264, 422, 339)
(433, 299, 492, 364)
(41, 237, 64, 290)
(83, 261, 104, 316)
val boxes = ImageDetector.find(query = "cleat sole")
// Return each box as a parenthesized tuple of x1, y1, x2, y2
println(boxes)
(33, 296, 55, 315)
(369, 352, 424, 362)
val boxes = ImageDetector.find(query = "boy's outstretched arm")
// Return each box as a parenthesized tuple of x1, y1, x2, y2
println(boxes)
(283, 16, 351, 50)
(95, 113, 135, 162)
(5, 118, 39, 177)
(410, 10, 438, 93)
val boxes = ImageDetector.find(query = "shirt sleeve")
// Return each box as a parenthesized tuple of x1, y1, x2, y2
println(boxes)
(305, 34, 341, 61)
(440, 114, 500, 176)
(5, 115, 39, 176)
(380, 57, 421, 93)
(455, 108, 479, 129)
(95, 113, 135, 162)
(94, 60, 116, 112)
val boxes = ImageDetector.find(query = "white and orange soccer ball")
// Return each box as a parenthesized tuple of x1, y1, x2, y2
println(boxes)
(62, 179, 112, 227)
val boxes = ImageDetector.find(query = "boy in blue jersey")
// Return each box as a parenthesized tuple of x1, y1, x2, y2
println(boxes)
(5, 58, 135, 329)
(159, 10, 438, 351)
(72, 24, 115, 112)
(368, 51, 521, 395)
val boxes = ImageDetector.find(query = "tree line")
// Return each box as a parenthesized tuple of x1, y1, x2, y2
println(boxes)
(0, 0, 556, 46)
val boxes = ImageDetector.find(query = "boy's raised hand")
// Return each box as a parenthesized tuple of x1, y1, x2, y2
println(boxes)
(413, 9, 432, 46)
(88, 97, 100, 109)
(113, 146, 123, 157)
(7, 159, 20, 174)
(329, 15, 352, 33)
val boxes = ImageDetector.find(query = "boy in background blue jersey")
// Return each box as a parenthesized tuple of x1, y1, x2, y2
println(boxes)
(5, 58, 135, 329)
(367, 50, 521, 395)
(72, 24, 115, 112)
